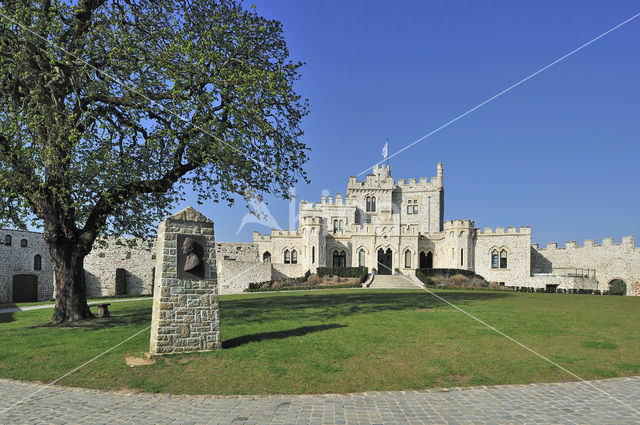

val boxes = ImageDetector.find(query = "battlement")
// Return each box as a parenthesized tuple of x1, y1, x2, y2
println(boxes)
(252, 231, 271, 242)
(444, 219, 475, 229)
(477, 226, 531, 235)
(537, 236, 637, 250)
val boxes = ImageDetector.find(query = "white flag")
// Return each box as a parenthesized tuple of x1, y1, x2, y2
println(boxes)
(381, 140, 389, 159)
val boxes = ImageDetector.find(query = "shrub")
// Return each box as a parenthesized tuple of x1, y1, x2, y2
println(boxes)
(272, 280, 285, 289)
(317, 267, 368, 282)
(248, 280, 272, 290)
(304, 270, 311, 281)
(449, 274, 467, 286)
(307, 274, 322, 285)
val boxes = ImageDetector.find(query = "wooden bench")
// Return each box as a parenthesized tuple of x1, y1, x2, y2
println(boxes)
(89, 303, 111, 318)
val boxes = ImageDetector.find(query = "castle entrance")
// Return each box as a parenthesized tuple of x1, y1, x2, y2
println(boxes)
(12, 274, 38, 302)
(377, 248, 392, 275)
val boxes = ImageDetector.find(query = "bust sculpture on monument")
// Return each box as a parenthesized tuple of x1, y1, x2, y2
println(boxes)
(181, 237, 202, 272)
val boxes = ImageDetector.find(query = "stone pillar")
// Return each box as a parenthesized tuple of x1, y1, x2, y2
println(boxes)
(149, 207, 221, 354)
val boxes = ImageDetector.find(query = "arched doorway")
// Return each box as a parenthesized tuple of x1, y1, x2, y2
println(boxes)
(608, 279, 627, 296)
(12, 274, 38, 302)
(377, 248, 392, 275)
(419, 251, 433, 269)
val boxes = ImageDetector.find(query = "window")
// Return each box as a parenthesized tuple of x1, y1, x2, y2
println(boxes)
(34, 254, 41, 271)
(358, 249, 365, 267)
(404, 250, 411, 268)
(263, 251, 271, 262)
(365, 214, 371, 224)
(413, 204, 418, 214)
(333, 220, 338, 233)
(371, 196, 376, 212)
(291, 250, 298, 264)
(355, 210, 361, 224)
(460, 248, 464, 266)
(4, 235, 11, 246)
(366, 196, 371, 212)
(21, 239, 28, 248)
(312, 247, 315, 264)
(500, 250, 508, 268)
(339, 220, 344, 231)
(284, 250, 291, 264)
(333, 250, 346, 267)
(407, 200, 412, 215)
(491, 250, 499, 268)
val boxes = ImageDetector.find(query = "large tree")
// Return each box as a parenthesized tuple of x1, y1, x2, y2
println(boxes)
(0, 0, 308, 323)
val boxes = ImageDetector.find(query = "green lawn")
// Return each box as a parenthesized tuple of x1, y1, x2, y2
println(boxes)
(0, 289, 638, 395)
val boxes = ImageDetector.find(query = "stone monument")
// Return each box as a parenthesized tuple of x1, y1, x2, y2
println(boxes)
(149, 207, 221, 354)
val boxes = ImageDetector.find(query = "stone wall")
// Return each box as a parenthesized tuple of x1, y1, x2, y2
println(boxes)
(217, 260, 271, 294)
(528, 274, 598, 290)
(0, 229, 53, 302)
(532, 237, 640, 294)
(84, 238, 155, 297)
(215, 242, 259, 262)
(272, 263, 304, 280)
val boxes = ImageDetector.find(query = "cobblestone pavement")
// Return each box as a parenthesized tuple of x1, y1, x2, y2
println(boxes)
(0, 377, 638, 424)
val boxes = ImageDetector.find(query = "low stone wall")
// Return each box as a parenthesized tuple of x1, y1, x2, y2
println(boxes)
(271, 263, 304, 280)
(217, 260, 271, 294)
(528, 275, 598, 290)
(84, 238, 155, 297)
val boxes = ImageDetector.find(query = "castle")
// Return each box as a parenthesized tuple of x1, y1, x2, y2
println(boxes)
(1, 163, 639, 302)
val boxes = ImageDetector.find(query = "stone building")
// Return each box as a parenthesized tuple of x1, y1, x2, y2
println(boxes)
(1, 162, 639, 301)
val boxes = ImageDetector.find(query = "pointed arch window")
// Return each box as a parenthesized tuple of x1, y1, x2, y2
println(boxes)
(358, 249, 365, 267)
(263, 251, 271, 262)
(333, 220, 338, 233)
(291, 250, 298, 264)
(491, 250, 499, 268)
(500, 250, 508, 268)
(371, 196, 376, 212)
(34, 254, 42, 271)
(366, 196, 371, 212)
(339, 220, 344, 231)
(284, 250, 291, 264)
(404, 250, 412, 268)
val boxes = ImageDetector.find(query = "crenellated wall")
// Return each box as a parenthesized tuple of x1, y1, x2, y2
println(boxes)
(474, 226, 532, 286)
(531, 237, 640, 294)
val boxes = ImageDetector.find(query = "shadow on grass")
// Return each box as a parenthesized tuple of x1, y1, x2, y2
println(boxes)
(29, 305, 152, 329)
(221, 290, 509, 323)
(223, 324, 348, 349)
(0, 311, 15, 323)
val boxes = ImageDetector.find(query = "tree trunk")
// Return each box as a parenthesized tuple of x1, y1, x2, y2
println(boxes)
(50, 241, 94, 324)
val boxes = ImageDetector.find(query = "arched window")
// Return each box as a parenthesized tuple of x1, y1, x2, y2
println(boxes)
(366, 196, 371, 212)
(284, 250, 291, 264)
(491, 250, 499, 268)
(339, 220, 344, 231)
(358, 249, 365, 267)
(371, 196, 376, 212)
(291, 250, 298, 264)
(339, 250, 346, 267)
(263, 251, 271, 262)
(333, 250, 340, 268)
(21, 239, 28, 248)
(312, 246, 315, 264)
(4, 235, 11, 246)
(34, 254, 42, 271)
(404, 250, 411, 268)
(333, 220, 338, 233)
(500, 250, 508, 268)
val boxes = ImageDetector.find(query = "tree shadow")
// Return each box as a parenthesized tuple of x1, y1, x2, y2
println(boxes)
(220, 290, 510, 324)
(29, 305, 152, 329)
(223, 324, 347, 349)
(0, 311, 15, 323)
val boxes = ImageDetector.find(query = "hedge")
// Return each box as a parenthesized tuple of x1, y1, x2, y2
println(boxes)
(415, 268, 487, 284)
(317, 267, 368, 282)
(244, 283, 362, 292)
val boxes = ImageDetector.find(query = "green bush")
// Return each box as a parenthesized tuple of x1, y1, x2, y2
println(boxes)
(608, 280, 627, 296)
(415, 268, 487, 282)
(317, 267, 368, 282)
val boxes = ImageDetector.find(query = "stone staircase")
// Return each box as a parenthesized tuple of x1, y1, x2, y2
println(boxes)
(368, 274, 421, 289)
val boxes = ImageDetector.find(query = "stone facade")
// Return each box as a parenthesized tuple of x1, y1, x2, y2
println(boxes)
(149, 207, 221, 354)
(0, 229, 53, 302)
(2, 163, 639, 299)
(83, 238, 155, 297)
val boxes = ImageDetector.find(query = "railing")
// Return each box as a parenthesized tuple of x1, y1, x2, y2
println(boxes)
(532, 268, 596, 279)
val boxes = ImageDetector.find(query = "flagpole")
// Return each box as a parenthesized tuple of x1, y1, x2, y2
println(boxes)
(386, 138, 390, 167)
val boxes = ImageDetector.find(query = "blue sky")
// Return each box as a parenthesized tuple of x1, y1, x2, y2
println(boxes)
(175, 0, 640, 247)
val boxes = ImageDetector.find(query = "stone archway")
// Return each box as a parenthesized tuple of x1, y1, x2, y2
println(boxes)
(12, 274, 38, 302)
(377, 248, 392, 275)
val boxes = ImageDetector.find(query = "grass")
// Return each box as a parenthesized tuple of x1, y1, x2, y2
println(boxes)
(0, 289, 638, 395)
